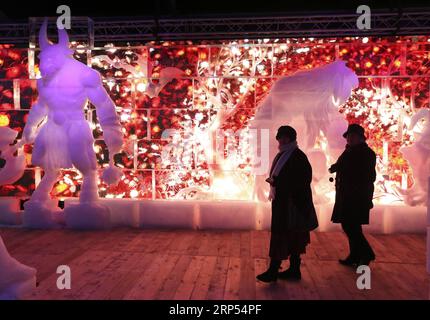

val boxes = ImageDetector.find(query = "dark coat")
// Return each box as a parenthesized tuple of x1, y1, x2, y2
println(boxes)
(269, 148, 318, 260)
(331, 142, 376, 225)
(271, 148, 318, 234)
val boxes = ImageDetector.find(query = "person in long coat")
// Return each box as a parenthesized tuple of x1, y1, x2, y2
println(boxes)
(257, 126, 318, 283)
(329, 123, 376, 266)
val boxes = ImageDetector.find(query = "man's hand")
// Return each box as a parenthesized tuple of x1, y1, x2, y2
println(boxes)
(328, 164, 337, 174)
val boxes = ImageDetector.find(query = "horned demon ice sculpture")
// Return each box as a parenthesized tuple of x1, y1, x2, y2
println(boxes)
(21, 20, 123, 228)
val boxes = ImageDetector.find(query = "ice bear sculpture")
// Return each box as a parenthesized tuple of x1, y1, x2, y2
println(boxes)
(249, 60, 358, 203)
(400, 109, 430, 206)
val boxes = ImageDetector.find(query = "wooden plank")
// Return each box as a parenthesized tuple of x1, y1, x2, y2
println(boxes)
(186, 232, 203, 256)
(238, 257, 256, 300)
(304, 232, 318, 261)
(330, 261, 367, 300)
(0, 228, 24, 242)
(366, 234, 402, 263)
(105, 252, 155, 300)
(143, 230, 176, 254)
(250, 230, 269, 259)
(168, 231, 196, 255)
(229, 232, 241, 258)
(240, 232, 251, 258)
(321, 232, 348, 260)
(315, 232, 341, 261)
(190, 256, 218, 300)
(298, 260, 321, 299)
(384, 235, 425, 264)
(125, 254, 180, 300)
(75, 251, 146, 300)
(123, 230, 160, 253)
(223, 257, 241, 300)
(218, 232, 232, 257)
(29, 249, 122, 300)
(173, 256, 205, 300)
(197, 232, 212, 256)
(1, 228, 427, 300)
(254, 258, 274, 300)
(206, 256, 229, 300)
(395, 263, 428, 299)
(374, 262, 414, 300)
(308, 258, 351, 300)
(155, 255, 193, 300)
(311, 232, 332, 261)
(3, 229, 49, 252)
(304, 259, 337, 300)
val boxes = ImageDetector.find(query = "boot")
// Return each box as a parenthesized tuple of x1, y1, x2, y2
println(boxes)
(358, 253, 375, 266)
(256, 259, 280, 283)
(339, 255, 359, 267)
(279, 254, 301, 281)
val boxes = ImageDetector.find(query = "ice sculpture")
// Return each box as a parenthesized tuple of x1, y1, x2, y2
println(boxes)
(0, 127, 26, 186)
(0, 235, 37, 299)
(250, 60, 359, 203)
(400, 109, 430, 206)
(18, 20, 123, 228)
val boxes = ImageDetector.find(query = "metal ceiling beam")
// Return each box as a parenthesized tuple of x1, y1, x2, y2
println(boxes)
(1, 9, 430, 45)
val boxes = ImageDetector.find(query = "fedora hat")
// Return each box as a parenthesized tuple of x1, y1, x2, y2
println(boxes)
(343, 123, 366, 139)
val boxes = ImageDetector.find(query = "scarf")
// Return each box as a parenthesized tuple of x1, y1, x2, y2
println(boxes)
(268, 140, 298, 201)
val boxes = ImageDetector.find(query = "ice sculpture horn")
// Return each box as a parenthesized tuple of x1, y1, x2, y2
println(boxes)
(58, 25, 70, 48)
(38, 18, 51, 50)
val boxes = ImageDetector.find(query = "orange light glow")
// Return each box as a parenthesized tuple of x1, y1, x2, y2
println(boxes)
(0, 114, 10, 127)
(55, 183, 68, 194)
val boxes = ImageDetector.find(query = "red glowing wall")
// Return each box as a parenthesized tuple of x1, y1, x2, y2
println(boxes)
(0, 37, 429, 200)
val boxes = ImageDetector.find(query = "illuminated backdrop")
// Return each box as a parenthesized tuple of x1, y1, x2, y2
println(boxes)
(0, 36, 429, 203)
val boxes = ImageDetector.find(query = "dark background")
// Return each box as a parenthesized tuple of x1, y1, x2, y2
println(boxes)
(1, 0, 430, 21)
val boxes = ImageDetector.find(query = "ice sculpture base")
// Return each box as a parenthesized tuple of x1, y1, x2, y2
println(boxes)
(0, 198, 426, 234)
(64, 202, 111, 230)
(22, 200, 64, 229)
(0, 197, 22, 225)
(0, 236, 37, 300)
(427, 226, 430, 274)
(63, 198, 428, 234)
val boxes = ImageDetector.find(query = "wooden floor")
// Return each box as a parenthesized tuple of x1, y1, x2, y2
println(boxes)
(1, 228, 428, 300)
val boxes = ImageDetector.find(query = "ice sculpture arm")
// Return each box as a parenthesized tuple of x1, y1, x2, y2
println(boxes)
(409, 109, 430, 130)
(84, 70, 123, 155)
(22, 96, 48, 143)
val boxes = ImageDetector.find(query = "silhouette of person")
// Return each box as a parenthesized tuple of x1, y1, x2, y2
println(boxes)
(257, 126, 318, 283)
(329, 123, 376, 266)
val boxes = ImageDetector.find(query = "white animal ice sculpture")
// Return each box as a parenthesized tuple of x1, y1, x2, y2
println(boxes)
(6, 20, 123, 228)
(0, 235, 37, 299)
(0, 127, 26, 186)
(400, 109, 430, 206)
(0, 130, 36, 299)
(249, 60, 358, 203)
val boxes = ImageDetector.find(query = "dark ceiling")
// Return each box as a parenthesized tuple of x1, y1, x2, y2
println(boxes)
(1, 0, 430, 21)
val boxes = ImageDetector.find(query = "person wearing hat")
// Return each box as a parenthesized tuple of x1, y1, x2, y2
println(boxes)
(329, 123, 376, 266)
(257, 125, 318, 283)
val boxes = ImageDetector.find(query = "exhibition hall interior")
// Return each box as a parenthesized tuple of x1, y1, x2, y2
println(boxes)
(0, 0, 429, 301)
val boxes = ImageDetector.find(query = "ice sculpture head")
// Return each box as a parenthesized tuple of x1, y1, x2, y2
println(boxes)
(331, 60, 359, 106)
(38, 19, 73, 77)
